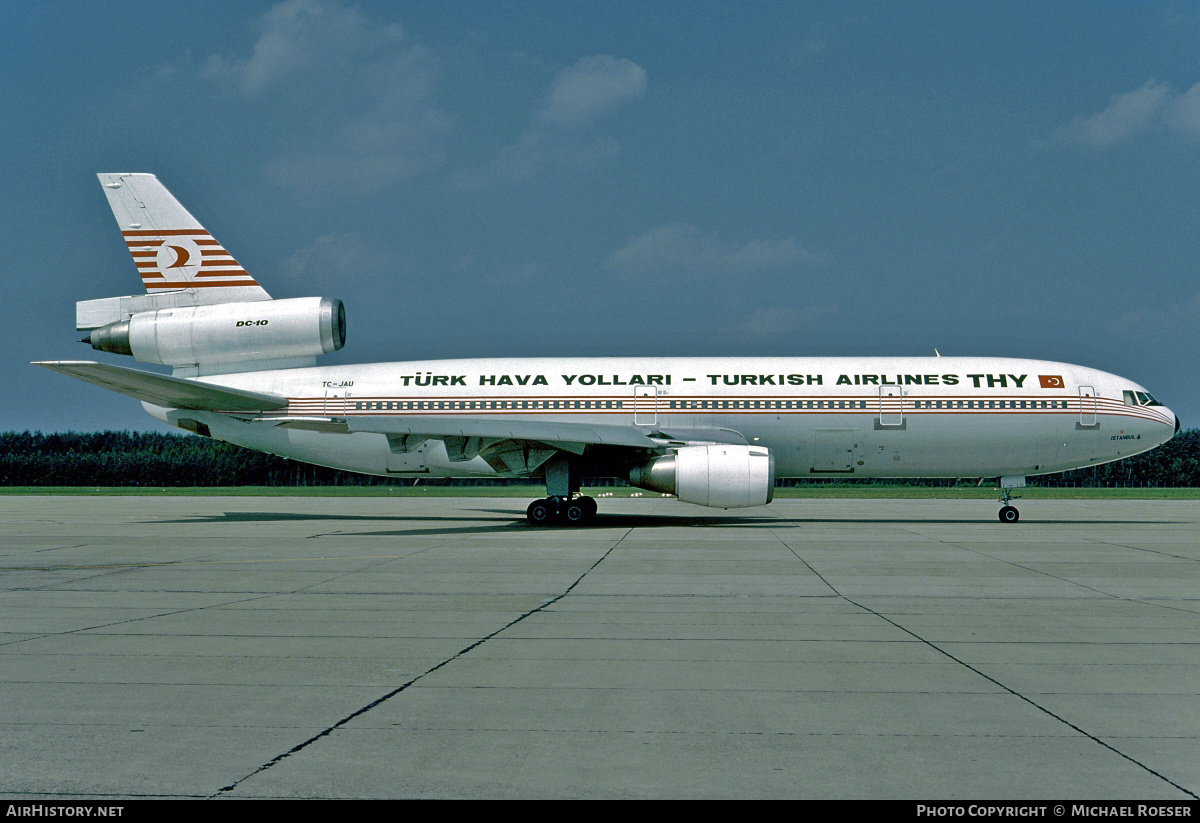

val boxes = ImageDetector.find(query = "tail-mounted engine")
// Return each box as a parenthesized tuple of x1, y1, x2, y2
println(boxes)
(629, 444, 775, 508)
(84, 296, 345, 372)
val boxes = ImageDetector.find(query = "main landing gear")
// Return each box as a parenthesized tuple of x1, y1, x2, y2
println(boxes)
(526, 455, 598, 526)
(526, 495, 598, 526)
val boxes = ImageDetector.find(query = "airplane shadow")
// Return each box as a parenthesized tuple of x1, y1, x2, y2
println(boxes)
(142, 510, 1175, 539)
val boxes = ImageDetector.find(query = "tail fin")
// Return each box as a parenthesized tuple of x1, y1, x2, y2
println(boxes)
(99, 173, 271, 301)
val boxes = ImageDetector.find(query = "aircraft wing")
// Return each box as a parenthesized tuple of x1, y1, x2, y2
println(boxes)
(33, 361, 288, 413)
(37, 359, 746, 453)
(340, 414, 671, 451)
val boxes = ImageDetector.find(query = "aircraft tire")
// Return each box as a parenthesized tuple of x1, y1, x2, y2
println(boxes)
(527, 498, 555, 526)
(580, 496, 597, 520)
(562, 501, 586, 525)
(998, 505, 1020, 523)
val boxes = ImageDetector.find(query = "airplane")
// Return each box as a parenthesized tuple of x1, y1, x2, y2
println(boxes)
(36, 173, 1180, 525)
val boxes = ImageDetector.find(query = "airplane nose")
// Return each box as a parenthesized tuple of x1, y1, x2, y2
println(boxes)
(1163, 407, 1181, 436)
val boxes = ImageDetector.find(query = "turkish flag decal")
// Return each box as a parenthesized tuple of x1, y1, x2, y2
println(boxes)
(1039, 375, 1064, 389)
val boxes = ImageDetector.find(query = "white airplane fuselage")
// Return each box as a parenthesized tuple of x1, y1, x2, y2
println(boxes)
(151, 355, 1177, 482)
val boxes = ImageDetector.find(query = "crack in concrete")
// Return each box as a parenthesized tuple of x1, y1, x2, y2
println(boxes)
(212, 528, 631, 798)
(768, 522, 1199, 800)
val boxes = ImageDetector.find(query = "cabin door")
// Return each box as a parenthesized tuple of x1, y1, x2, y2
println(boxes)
(1078, 386, 1097, 428)
(878, 386, 904, 427)
(324, 390, 347, 419)
(634, 386, 657, 425)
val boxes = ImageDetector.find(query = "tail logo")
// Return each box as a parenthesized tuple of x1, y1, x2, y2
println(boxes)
(124, 229, 259, 289)
(165, 245, 190, 267)
(155, 239, 202, 281)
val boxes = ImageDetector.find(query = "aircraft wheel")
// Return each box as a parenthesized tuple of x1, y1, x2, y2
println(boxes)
(527, 498, 555, 526)
(580, 496, 597, 520)
(998, 505, 1020, 524)
(562, 500, 586, 525)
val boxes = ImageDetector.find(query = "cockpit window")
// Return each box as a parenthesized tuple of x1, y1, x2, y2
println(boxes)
(1124, 390, 1163, 407)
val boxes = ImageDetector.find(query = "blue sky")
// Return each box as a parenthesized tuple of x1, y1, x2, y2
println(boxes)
(5, 0, 1199, 432)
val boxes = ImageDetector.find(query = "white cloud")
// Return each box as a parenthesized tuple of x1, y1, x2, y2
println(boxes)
(606, 223, 818, 280)
(1054, 79, 1200, 148)
(201, 0, 449, 196)
(201, 0, 404, 96)
(1166, 82, 1200, 135)
(489, 131, 621, 181)
(484, 55, 647, 182)
(278, 232, 391, 286)
(537, 55, 648, 130)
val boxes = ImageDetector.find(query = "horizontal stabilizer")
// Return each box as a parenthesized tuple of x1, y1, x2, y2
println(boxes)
(33, 361, 287, 413)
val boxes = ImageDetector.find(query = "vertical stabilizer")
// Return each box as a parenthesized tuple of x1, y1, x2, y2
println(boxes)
(98, 173, 271, 302)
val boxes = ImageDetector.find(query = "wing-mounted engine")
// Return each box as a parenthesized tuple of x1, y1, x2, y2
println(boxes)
(83, 296, 345, 376)
(629, 444, 775, 508)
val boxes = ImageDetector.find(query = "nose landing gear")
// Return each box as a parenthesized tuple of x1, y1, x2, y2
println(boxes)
(997, 475, 1024, 523)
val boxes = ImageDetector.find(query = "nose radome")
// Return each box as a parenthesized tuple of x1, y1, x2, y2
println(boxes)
(1161, 407, 1180, 436)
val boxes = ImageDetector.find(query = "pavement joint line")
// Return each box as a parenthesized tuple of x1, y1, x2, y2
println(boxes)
(0, 591, 292, 649)
(919, 532, 1200, 620)
(211, 526, 633, 798)
(0, 533, 507, 651)
(1084, 537, 1200, 563)
(764, 518, 1200, 800)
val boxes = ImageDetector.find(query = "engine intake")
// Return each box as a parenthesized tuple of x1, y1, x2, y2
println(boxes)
(86, 297, 345, 368)
(629, 444, 775, 508)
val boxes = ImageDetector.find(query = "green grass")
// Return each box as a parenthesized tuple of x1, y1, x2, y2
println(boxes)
(0, 485, 1196, 499)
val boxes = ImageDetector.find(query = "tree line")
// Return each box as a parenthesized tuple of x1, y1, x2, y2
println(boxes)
(0, 429, 1197, 487)
(0, 430, 400, 487)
